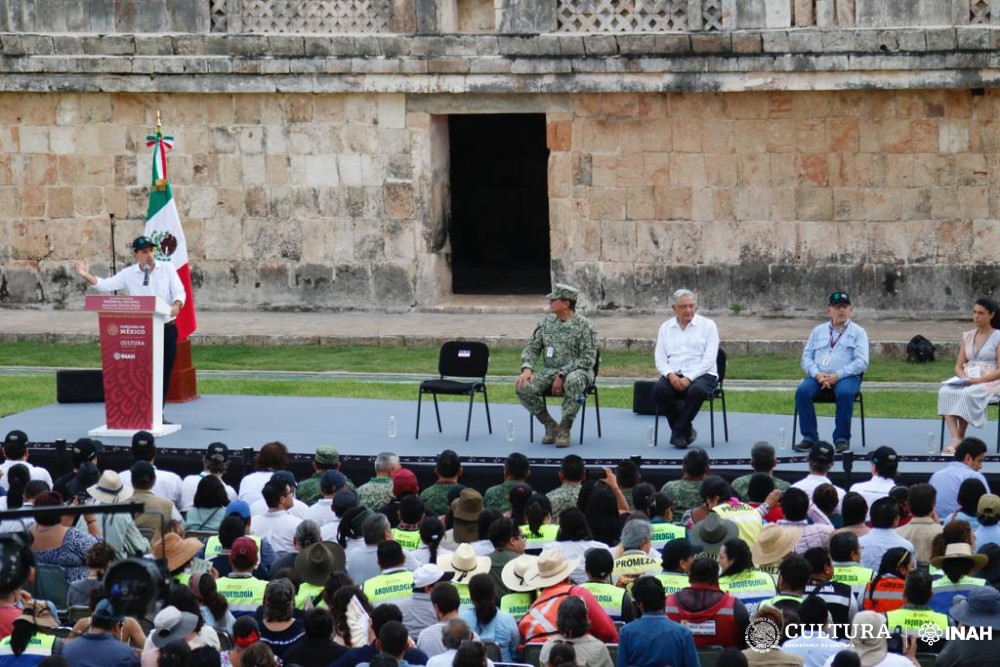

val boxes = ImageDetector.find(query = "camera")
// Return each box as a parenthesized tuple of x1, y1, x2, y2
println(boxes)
(886, 625, 904, 654)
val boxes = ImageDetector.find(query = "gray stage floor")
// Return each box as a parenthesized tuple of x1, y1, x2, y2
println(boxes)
(0, 394, 994, 475)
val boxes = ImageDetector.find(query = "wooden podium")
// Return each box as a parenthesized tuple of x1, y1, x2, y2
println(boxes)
(84, 294, 181, 437)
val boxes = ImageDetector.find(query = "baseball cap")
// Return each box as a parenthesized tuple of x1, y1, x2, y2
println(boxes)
(71, 438, 101, 465)
(3, 430, 28, 459)
(92, 598, 124, 625)
(870, 446, 897, 465)
(225, 500, 252, 520)
(315, 446, 340, 466)
(980, 494, 1000, 520)
(392, 469, 419, 497)
(829, 291, 851, 306)
(271, 470, 297, 489)
(205, 442, 229, 463)
(230, 536, 259, 564)
(661, 538, 703, 570)
(132, 236, 156, 252)
(809, 441, 835, 465)
(320, 470, 348, 494)
(131, 430, 155, 455)
(412, 563, 453, 589)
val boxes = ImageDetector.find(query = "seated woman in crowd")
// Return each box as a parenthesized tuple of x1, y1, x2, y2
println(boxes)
(949, 478, 987, 529)
(67, 542, 116, 608)
(185, 476, 230, 533)
(257, 579, 303, 659)
(29, 492, 101, 583)
(862, 547, 914, 614)
(459, 573, 521, 662)
(538, 597, 613, 667)
(718, 537, 777, 613)
(938, 297, 1000, 455)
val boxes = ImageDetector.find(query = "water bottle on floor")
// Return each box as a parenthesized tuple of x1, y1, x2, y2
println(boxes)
(506, 420, 515, 442)
(388, 416, 397, 438)
(778, 427, 787, 451)
(927, 431, 936, 455)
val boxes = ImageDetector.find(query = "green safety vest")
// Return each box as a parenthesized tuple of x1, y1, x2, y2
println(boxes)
(833, 563, 874, 598)
(712, 503, 763, 546)
(655, 572, 690, 595)
(204, 534, 262, 560)
(173, 572, 191, 587)
(295, 581, 325, 609)
(454, 582, 472, 608)
(613, 551, 661, 579)
(0, 633, 55, 659)
(649, 522, 685, 547)
(886, 607, 950, 635)
(719, 570, 777, 606)
(759, 594, 803, 607)
(216, 575, 268, 615)
(500, 592, 534, 617)
(579, 581, 626, 619)
(363, 569, 415, 604)
(392, 528, 422, 551)
(521, 524, 559, 550)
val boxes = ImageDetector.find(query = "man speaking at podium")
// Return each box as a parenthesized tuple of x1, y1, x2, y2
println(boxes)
(72, 235, 186, 407)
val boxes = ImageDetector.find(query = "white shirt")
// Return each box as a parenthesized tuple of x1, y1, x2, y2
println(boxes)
(250, 509, 301, 553)
(0, 499, 35, 533)
(303, 498, 337, 528)
(784, 636, 850, 667)
(792, 473, 846, 512)
(180, 472, 237, 511)
(320, 518, 342, 542)
(654, 314, 719, 379)
(250, 497, 309, 520)
(426, 649, 493, 667)
(119, 466, 184, 509)
(92, 260, 185, 322)
(0, 460, 53, 491)
(238, 471, 274, 505)
(849, 475, 896, 518)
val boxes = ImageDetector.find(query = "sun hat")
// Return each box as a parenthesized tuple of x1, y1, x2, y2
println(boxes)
(438, 543, 491, 584)
(451, 488, 484, 522)
(951, 585, 1000, 629)
(851, 610, 889, 667)
(294, 541, 347, 587)
(152, 532, 205, 573)
(522, 548, 580, 588)
(150, 606, 200, 648)
(689, 513, 739, 555)
(501, 555, 539, 593)
(751, 524, 803, 566)
(930, 542, 989, 570)
(13, 601, 59, 628)
(87, 470, 133, 504)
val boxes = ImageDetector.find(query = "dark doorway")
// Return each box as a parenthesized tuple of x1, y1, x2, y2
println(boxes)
(449, 114, 550, 294)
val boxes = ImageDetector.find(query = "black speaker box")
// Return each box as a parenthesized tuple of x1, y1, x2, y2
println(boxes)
(632, 380, 657, 415)
(56, 370, 105, 403)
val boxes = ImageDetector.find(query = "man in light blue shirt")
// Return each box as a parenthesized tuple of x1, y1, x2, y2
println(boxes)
(859, 497, 917, 570)
(929, 437, 991, 519)
(794, 291, 869, 454)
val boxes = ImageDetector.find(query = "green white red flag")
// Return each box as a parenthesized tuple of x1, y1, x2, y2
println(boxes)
(144, 125, 196, 342)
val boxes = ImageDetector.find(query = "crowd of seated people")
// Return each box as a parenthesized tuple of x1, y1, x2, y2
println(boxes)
(3, 428, 1000, 667)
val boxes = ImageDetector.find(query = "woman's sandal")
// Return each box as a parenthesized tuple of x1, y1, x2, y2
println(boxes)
(941, 440, 960, 456)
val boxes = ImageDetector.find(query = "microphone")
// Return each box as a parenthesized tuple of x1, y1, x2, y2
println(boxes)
(142, 266, 149, 286)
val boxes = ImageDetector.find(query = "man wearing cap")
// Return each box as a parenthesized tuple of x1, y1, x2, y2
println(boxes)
(52, 437, 101, 501)
(850, 446, 899, 513)
(216, 536, 269, 617)
(73, 235, 186, 404)
(118, 431, 184, 508)
(653, 289, 720, 449)
(791, 442, 846, 510)
(398, 564, 454, 637)
(298, 446, 353, 505)
(180, 442, 237, 510)
(515, 283, 598, 448)
(61, 599, 140, 667)
(202, 501, 278, 573)
(303, 470, 350, 530)
(793, 291, 869, 454)
(0, 431, 52, 491)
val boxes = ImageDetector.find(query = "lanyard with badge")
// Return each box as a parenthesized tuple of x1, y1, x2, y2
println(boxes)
(822, 324, 847, 367)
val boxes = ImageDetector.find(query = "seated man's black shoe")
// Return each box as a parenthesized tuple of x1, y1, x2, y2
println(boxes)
(686, 428, 698, 445)
(834, 439, 850, 453)
(669, 431, 689, 449)
(792, 440, 814, 452)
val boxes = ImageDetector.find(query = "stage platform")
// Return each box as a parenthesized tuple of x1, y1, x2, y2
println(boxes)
(2, 394, 999, 493)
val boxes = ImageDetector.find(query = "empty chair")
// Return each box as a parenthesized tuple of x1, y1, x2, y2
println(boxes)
(416, 341, 492, 441)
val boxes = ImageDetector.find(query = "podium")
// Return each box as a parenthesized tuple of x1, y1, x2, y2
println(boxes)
(84, 295, 181, 437)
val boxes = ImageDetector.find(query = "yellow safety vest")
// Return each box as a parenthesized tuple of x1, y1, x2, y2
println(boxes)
(204, 534, 263, 560)
(649, 522, 685, 547)
(0, 633, 55, 659)
(392, 528, 422, 551)
(216, 574, 268, 615)
(655, 571, 690, 595)
(886, 607, 950, 635)
(295, 581, 325, 609)
(500, 592, 534, 617)
(521, 524, 559, 551)
(363, 569, 415, 604)
(833, 563, 874, 598)
(613, 551, 661, 580)
(719, 570, 777, 607)
(712, 503, 763, 546)
(579, 582, 626, 619)
(759, 594, 803, 607)
(455, 582, 472, 608)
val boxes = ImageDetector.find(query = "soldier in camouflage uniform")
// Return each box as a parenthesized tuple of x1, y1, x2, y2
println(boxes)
(515, 284, 598, 448)
(546, 454, 585, 519)
(660, 447, 711, 517)
(297, 446, 355, 505)
(356, 451, 400, 511)
(483, 453, 531, 512)
(730, 441, 791, 501)
(420, 449, 463, 516)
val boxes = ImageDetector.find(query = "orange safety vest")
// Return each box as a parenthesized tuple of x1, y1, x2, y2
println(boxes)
(862, 575, 906, 614)
(518, 583, 578, 645)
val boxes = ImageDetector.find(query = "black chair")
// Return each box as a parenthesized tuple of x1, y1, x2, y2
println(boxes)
(24, 564, 69, 612)
(528, 351, 602, 445)
(938, 399, 1000, 453)
(416, 341, 492, 441)
(653, 348, 728, 448)
(791, 374, 866, 448)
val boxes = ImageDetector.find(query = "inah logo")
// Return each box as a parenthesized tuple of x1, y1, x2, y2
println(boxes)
(746, 616, 780, 653)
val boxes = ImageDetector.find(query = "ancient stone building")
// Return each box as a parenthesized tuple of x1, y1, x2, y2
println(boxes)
(1, 0, 999, 315)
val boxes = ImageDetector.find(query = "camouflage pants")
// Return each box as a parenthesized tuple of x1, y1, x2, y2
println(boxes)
(516, 368, 594, 423)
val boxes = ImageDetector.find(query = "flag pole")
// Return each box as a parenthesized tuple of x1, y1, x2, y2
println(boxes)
(109, 212, 116, 275)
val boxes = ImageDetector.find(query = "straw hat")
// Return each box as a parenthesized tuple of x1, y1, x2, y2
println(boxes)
(13, 601, 59, 628)
(501, 555, 539, 593)
(930, 542, 989, 570)
(437, 543, 491, 584)
(851, 611, 890, 667)
(751, 524, 803, 567)
(294, 541, 347, 587)
(87, 470, 133, 504)
(152, 532, 205, 573)
(522, 548, 580, 589)
(689, 513, 739, 555)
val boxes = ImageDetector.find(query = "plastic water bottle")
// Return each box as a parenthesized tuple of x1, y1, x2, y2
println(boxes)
(387, 416, 397, 438)
(506, 420, 515, 442)
(646, 424, 655, 447)
(927, 431, 936, 455)
(778, 427, 787, 451)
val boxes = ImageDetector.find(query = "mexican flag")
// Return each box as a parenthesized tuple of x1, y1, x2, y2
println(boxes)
(144, 126, 197, 342)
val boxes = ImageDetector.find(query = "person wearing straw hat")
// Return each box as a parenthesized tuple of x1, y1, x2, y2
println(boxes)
(936, 586, 1000, 667)
(752, 524, 804, 579)
(0, 604, 63, 665)
(152, 532, 206, 586)
(836, 610, 916, 667)
(84, 470, 149, 559)
(928, 542, 988, 614)
(293, 541, 346, 610)
(517, 548, 618, 646)
(438, 543, 491, 607)
(499, 555, 539, 618)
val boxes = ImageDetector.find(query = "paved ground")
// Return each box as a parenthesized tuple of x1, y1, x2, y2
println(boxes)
(0, 296, 968, 356)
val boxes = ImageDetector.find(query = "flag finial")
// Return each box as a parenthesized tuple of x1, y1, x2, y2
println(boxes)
(156, 110, 162, 136)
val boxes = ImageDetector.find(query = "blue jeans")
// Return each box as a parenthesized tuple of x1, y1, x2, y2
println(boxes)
(794, 374, 862, 443)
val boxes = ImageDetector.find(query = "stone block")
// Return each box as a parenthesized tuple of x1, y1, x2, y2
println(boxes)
(761, 30, 790, 52)
(583, 35, 618, 56)
(654, 34, 691, 54)
(958, 28, 991, 50)
(691, 33, 732, 54)
(732, 32, 763, 53)
(787, 31, 822, 53)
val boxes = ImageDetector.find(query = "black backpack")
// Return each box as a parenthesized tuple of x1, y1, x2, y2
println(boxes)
(906, 335, 935, 363)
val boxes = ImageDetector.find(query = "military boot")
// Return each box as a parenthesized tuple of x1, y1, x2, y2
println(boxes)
(555, 418, 573, 447)
(537, 411, 559, 444)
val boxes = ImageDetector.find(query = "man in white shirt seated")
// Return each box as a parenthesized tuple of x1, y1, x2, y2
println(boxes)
(117, 430, 183, 508)
(792, 442, 846, 511)
(652, 289, 720, 449)
(250, 470, 309, 519)
(250, 477, 302, 554)
(303, 470, 350, 529)
(849, 446, 899, 515)
(180, 442, 236, 510)
(0, 430, 53, 490)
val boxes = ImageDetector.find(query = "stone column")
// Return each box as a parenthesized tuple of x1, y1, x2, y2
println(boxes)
(794, 0, 813, 26)
(834, 0, 853, 26)
(766, 0, 793, 27)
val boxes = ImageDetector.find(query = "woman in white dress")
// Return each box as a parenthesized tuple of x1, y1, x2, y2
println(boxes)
(938, 297, 1000, 454)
